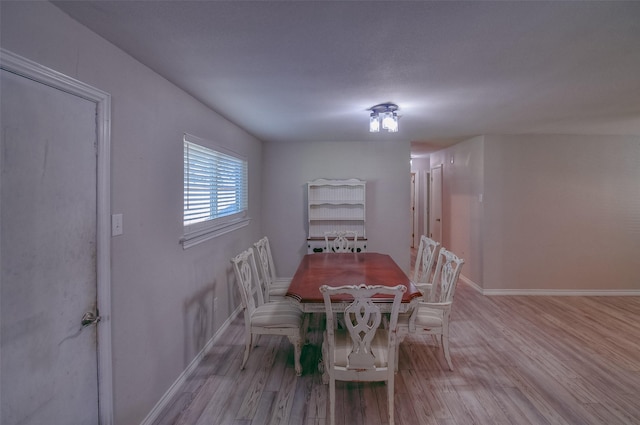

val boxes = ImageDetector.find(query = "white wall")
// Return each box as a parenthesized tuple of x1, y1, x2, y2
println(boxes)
(1, 2, 263, 424)
(432, 134, 640, 292)
(262, 140, 412, 275)
(483, 134, 640, 291)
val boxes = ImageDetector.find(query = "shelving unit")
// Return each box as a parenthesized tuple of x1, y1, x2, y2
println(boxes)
(307, 179, 367, 253)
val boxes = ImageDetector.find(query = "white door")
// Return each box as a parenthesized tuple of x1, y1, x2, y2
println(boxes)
(1, 53, 111, 425)
(429, 165, 443, 243)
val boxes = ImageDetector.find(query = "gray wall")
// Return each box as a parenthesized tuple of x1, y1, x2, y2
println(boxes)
(2, 2, 263, 424)
(483, 134, 640, 292)
(262, 140, 412, 276)
(432, 134, 640, 292)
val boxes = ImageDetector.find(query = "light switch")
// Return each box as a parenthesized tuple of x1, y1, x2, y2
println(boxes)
(111, 213, 123, 236)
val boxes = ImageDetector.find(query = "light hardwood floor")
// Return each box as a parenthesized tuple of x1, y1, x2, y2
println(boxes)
(152, 256, 640, 425)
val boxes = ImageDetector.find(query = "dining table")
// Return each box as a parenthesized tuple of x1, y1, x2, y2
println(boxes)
(286, 252, 420, 377)
(286, 252, 421, 313)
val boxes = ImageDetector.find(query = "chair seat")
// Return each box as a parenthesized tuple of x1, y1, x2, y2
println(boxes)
(251, 301, 302, 328)
(269, 287, 289, 298)
(399, 308, 443, 329)
(326, 329, 390, 368)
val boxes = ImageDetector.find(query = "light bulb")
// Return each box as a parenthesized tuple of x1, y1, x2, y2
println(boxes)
(382, 112, 398, 132)
(369, 113, 380, 132)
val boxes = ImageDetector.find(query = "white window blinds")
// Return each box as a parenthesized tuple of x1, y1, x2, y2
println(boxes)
(183, 134, 248, 246)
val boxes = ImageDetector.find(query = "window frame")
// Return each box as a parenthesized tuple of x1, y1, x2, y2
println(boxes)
(181, 133, 250, 248)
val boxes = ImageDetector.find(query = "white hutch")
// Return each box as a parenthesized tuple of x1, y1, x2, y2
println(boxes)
(306, 179, 367, 253)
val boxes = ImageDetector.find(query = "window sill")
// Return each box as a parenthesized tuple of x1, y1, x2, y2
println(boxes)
(181, 216, 251, 249)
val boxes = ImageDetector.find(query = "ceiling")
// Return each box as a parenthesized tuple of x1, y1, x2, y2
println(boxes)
(52, 1, 640, 156)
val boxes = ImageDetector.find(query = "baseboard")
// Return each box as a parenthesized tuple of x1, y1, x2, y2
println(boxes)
(139, 305, 243, 425)
(459, 274, 640, 296)
(459, 274, 482, 293)
(482, 288, 640, 296)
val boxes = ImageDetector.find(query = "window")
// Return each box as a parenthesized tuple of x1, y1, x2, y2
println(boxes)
(182, 133, 249, 248)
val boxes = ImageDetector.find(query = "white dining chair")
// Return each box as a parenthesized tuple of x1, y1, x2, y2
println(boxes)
(320, 283, 406, 425)
(412, 235, 440, 300)
(253, 236, 291, 302)
(398, 247, 464, 371)
(323, 230, 358, 253)
(231, 248, 304, 376)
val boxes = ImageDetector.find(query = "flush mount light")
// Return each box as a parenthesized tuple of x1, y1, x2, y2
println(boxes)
(369, 102, 399, 133)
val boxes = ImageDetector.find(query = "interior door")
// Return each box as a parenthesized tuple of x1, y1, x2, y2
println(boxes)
(429, 164, 443, 243)
(1, 67, 101, 424)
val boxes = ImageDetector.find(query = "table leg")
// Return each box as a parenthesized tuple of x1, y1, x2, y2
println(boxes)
(302, 313, 311, 345)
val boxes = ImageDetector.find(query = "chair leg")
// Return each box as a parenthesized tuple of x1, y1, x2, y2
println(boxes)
(395, 342, 400, 372)
(302, 313, 311, 345)
(442, 326, 453, 371)
(328, 375, 336, 425)
(288, 334, 303, 376)
(321, 338, 329, 384)
(387, 373, 395, 425)
(242, 328, 252, 370)
(395, 332, 406, 372)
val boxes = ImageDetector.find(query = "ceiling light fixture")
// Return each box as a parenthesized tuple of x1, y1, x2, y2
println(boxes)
(369, 102, 399, 133)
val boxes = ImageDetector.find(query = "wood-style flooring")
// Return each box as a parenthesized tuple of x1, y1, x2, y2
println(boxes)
(152, 254, 640, 425)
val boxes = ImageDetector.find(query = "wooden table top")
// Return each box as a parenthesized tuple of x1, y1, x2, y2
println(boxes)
(286, 252, 420, 306)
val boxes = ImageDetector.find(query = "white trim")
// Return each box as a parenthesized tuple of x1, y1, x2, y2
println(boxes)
(307, 178, 364, 185)
(482, 288, 640, 296)
(459, 274, 640, 296)
(139, 305, 243, 425)
(182, 133, 249, 247)
(1, 49, 114, 425)
(459, 274, 483, 293)
(181, 217, 251, 249)
(423, 170, 429, 240)
(411, 172, 419, 248)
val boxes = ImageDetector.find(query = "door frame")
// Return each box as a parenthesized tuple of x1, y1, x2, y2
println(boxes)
(410, 172, 418, 248)
(429, 164, 443, 243)
(423, 170, 430, 240)
(1, 49, 113, 424)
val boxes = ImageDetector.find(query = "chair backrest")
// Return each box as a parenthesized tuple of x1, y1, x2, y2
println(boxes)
(231, 248, 264, 315)
(431, 248, 465, 304)
(253, 236, 277, 289)
(412, 235, 440, 285)
(320, 284, 406, 370)
(324, 230, 358, 253)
